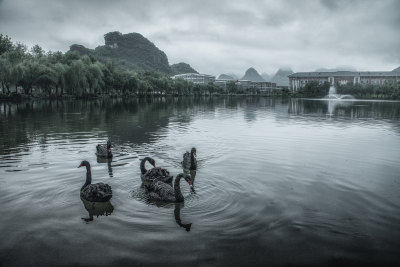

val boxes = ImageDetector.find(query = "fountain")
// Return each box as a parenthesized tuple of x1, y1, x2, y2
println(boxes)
(324, 85, 355, 116)
(326, 85, 354, 100)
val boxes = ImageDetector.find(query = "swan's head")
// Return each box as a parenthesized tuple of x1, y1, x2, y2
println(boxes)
(107, 140, 112, 152)
(179, 173, 193, 188)
(78, 160, 90, 168)
(191, 147, 196, 157)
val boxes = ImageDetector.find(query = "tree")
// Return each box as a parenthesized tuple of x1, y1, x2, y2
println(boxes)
(227, 81, 238, 94)
(0, 55, 12, 93)
(0, 34, 13, 55)
(64, 59, 88, 96)
(19, 58, 42, 95)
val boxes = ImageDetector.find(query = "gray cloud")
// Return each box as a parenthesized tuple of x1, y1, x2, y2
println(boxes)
(0, 0, 399, 76)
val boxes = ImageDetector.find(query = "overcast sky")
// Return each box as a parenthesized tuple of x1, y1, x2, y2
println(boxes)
(0, 0, 399, 76)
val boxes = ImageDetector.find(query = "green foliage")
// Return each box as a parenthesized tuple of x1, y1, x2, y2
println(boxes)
(336, 81, 400, 99)
(0, 34, 13, 55)
(295, 80, 400, 99)
(298, 81, 330, 97)
(3, 35, 396, 99)
(31, 44, 45, 58)
(171, 62, 198, 75)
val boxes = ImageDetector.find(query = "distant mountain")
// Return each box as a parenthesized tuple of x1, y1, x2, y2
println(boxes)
(270, 68, 294, 86)
(261, 72, 271, 82)
(171, 62, 198, 75)
(226, 73, 239, 80)
(218, 74, 235, 80)
(69, 31, 196, 75)
(393, 66, 400, 72)
(241, 67, 265, 82)
(315, 66, 357, 72)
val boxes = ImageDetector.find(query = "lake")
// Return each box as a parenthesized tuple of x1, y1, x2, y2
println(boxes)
(0, 97, 399, 266)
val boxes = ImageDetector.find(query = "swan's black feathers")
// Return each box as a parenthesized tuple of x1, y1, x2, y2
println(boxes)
(142, 167, 173, 184)
(145, 173, 191, 203)
(182, 148, 197, 171)
(81, 183, 112, 202)
(96, 141, 112, 158)
(145, 180, 176, 202)
(182, 151, 191, 170)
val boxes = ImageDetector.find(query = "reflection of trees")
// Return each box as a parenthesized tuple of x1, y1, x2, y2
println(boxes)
(0, 98, 196, 155)
(288, 99, 400, 120)
(2, 97, 400, 157)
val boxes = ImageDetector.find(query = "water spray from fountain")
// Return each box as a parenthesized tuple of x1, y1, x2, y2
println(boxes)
(326, 85, 354, 100)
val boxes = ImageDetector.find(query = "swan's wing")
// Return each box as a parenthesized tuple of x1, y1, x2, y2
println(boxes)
(142, 167, 172, 183)
(145, 181, 175, 202)
(81, 183, 112, 202)
(96, 144, 107, 156)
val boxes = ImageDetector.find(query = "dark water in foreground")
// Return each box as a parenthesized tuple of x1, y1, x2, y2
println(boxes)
(0, 97, 400, 267)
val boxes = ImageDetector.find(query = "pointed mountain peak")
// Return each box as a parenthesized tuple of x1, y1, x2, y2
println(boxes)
(241, 67, 265, 82)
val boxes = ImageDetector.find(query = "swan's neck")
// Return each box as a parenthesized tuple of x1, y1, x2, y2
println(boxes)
(190, 153, 197, 170)
(174, 175, 184, 202)
(140, 158, 149, 174)
(81, 166, 92, 190)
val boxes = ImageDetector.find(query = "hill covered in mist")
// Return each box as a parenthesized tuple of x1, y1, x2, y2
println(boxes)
(69, 31, 197, 75)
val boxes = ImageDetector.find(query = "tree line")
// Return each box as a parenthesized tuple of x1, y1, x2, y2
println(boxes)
(0, 34, 231, 99)
(295, 80, 400, 99)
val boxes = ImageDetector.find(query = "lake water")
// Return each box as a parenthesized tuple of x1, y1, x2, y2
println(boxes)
(0, 97, 399, 266)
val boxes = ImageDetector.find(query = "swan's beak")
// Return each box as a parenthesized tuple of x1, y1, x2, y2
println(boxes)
(194, 152, 196, 157)
(77, 164, 82, 168)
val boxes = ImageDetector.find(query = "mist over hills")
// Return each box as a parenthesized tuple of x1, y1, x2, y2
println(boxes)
(270, 69, 294, 86)
(314, 66, 357, 72)
(69, 31, 197, 75)
(218, 74, 235, 80)
(261, 73, 271, 82)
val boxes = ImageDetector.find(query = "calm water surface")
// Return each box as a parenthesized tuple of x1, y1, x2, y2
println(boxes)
(0, 97, 399, 266)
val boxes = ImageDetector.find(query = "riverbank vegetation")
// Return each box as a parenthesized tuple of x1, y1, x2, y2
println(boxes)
(294, 81, 400, 99)
(0, 35, 233, 100)
(1, 34, 399, 100)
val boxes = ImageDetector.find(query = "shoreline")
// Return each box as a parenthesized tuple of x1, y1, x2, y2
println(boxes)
(1, 92, 399, 102)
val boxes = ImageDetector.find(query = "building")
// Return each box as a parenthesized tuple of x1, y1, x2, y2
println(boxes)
(172, 73, 216, 85)
(214, 79, 278, 93)
(288, 71, 400, 91)
(252, 81, 278, 93)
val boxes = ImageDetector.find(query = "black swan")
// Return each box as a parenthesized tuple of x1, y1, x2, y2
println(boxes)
(182, 147, 197, 171)
(78, 160, 112, 202)
(96, 140, 112, 158)
(140, 157, 173, 184)
(145, 173, 192, 202)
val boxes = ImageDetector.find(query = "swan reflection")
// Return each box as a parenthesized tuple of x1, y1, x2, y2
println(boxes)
(184, 169, 196, 193)
(81, 197, 114, 222)
(174, 202, 192, 232)
(97, 157, 113, 178)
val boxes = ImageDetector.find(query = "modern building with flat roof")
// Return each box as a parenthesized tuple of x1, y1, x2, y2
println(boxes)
(214, 79, 278, 93)
(288, 71, 400, 91)
(172, 73, 216, 85)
